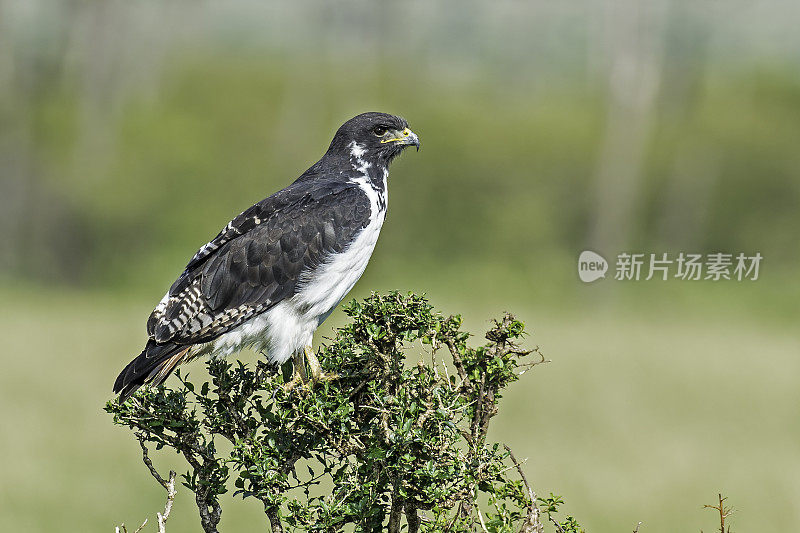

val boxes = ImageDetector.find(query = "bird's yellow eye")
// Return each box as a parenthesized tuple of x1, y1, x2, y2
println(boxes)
(372, 126, 388, 136)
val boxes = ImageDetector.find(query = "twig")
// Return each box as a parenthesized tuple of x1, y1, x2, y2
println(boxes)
(446, 339, 471, 389)
(157, 471, 177, 533)
(517, 347, 549, 375)
(137, 435, 169, 488)
(477, 508, 490, 532)
(348, 379, 369, 399)
(503, 444, 544, 533)
(549, 517, 566, 533)
(116, 522, 147, 533)
(469, 377, 487, 443)
(703, 493, 733, 533)
(440, 355, 453, 390)
(115, 439, 177, 533)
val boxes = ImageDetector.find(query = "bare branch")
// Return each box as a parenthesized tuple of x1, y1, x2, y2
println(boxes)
(504, 444, 544, 533)
(477, 508, 490, 532)
(446, 339, 471, 389)
(703, 493, 733, 533)
(137, 435, 168, 489)
(157, 471, 177, 533)
(114, 444, 176, 533)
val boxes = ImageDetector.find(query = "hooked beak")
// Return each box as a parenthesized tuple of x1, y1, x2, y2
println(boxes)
(381, 127, 420, 151)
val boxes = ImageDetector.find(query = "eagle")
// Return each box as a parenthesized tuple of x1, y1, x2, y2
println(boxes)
(114, 112, 419, 401)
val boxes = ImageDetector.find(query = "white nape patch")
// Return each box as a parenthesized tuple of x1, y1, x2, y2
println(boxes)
(349, 141, 372, 174)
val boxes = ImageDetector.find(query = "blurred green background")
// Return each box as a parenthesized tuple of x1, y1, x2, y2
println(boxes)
(1, 1, 799, 531)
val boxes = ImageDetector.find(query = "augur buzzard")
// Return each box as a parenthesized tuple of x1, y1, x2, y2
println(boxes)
(114, 112, 419, 401)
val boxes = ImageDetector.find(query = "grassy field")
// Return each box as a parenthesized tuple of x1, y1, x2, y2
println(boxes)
(1, 285, 798, 532)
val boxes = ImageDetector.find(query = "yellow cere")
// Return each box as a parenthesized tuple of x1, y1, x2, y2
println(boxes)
(380, 128, 412, 143)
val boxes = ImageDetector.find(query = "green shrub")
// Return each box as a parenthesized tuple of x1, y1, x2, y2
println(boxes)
(107, 291, 570, 532)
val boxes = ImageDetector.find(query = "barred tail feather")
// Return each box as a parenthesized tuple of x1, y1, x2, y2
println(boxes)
(113, 341, 192, 402)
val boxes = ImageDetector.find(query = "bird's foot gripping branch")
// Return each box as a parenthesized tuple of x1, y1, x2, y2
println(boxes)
(106, 292, 562, 533)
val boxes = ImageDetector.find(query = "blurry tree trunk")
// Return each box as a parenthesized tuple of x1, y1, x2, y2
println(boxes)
(0, 0, 179, 281)
(0, 0, 26, 273)
(70, 1, 180, 187)
(656, 3, 717, 250)
(0, 0, 70, 278)
(589, 0, 664, 253)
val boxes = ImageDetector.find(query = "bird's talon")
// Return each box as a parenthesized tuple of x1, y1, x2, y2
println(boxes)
(283, 375, 306, 392)
(315, 371, 339, 383)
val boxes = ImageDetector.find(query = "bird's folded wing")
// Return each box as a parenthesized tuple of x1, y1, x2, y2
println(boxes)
(146, 184, 372, 345)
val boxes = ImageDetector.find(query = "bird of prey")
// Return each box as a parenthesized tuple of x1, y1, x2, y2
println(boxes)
(114, 112, 419, 401)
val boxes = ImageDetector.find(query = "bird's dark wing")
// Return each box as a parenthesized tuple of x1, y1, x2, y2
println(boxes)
(146, 182, 372, 345)
(182, 185, 299, 273)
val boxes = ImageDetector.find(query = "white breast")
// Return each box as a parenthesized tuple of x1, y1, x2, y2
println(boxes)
(293, 173, 386, 323)
(294, 204, 384, 322)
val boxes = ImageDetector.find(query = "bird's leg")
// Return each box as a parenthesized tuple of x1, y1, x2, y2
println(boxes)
(304, 345, 323, 382)
(304, 345, 337, 382)
(283, 350, 308, 391)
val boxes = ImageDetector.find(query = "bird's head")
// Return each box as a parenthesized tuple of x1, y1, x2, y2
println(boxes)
(327, 112, 420, 167)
